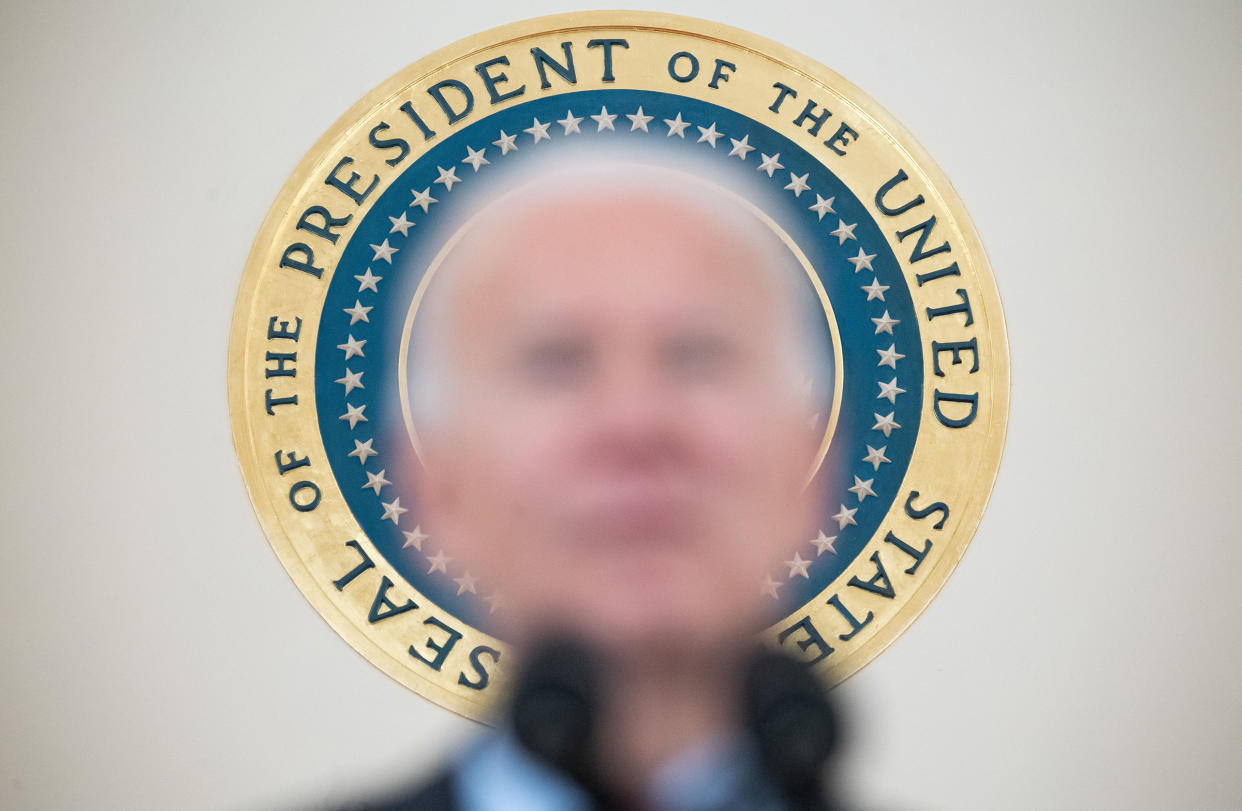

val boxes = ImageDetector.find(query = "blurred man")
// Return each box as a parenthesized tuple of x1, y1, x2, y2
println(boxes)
(382, 164, 835, 810)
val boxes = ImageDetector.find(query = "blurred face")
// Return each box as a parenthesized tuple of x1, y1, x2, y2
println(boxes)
(418, 180, 822, 658)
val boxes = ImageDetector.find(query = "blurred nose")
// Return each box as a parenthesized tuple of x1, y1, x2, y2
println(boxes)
(581, 354, 686, 472)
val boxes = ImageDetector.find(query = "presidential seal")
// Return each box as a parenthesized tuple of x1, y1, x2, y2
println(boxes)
(228, 11, 1009, 721)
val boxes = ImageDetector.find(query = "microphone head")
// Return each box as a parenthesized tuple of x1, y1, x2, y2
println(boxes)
(510, 635, 604, 789)
(741, 649, 839, 803)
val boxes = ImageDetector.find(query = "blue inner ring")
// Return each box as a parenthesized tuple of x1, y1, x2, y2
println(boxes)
(315, 89, 923, 632)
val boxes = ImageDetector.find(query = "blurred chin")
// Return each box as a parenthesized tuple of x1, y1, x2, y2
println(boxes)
(518, 553, 755, 659)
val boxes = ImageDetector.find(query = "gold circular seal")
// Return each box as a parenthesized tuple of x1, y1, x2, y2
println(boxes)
(228, 11, 1009, 721)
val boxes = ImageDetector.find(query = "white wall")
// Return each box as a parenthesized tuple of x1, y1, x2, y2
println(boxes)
(2, 1, 1238, 808)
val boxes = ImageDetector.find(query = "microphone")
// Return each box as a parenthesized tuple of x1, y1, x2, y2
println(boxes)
(510, 635, 611, 803)
(741, 650, 840, 811)
(511, 638, 842, 811)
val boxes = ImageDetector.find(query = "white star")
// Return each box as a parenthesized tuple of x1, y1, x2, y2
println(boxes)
(402, 525, 428, 549)
(831, 220, 858, 244)
(363, 469, 391, 495)
(354, 267, 381, 293)
(591, 106, 617, 131)
(757, 152, 784, 177)
(847, 247, 876, 272)
(785, 172, 810, 197)
(696, 122, 723, 147)
(785, 552, 811, 579)
(388, 212, 414, 236)
(460, 145, 489, 172)
(339, 402, 367, 429)
(335, 368, 363, 394)
(848, 476, 877, 501)
(873, 412, 901, 437)
(664, 113, 690, 137)
(493, 130, 518, 155)
(348, 438, 377, 464)
(344, 300, 371, 325)
(484, 592, 507, 614)
(760, 574, 782, 599)
(369, 239, 397, 264)
(877, 344, 905, 368)
(381, 497, 407, 524)
(728, 134, 754, 159)
(862, 278, 889, 301)
(409, 186, 437, 213)
(337, 334, 366, 360)
(877, 378, 906, 403)
(426, 549, 451, 574)
(832, 504, 858, 529)
(627, 107, 653, 132)
(863, 445, 891, 470)
(557, 110, 583, 134)
(434, 165, 460, 191)
(524, 117, 551, 143)
(872, 311, 899, 335)
(812, 531, 838, 556)
(809, 194, 835, 220)
(454, 572, 479, 595)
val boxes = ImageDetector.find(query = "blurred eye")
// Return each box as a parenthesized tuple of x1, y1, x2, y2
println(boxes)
(519, 338, 592, 387)
(666, 333, 734, 381)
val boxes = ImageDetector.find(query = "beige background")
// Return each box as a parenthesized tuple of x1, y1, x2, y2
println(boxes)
(2, 1, 1238, 809)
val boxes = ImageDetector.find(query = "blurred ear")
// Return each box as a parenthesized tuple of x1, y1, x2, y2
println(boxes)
(415, 438, 463, 547)
(792, 419, 829, 544)
(417, 435, 503, 584)
(792, 473, 824, 547)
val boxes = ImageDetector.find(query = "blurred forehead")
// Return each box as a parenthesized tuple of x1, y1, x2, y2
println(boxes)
(432, 171, 793, 335)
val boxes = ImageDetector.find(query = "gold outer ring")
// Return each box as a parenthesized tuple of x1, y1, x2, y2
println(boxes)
(228, 10, 1010, 721)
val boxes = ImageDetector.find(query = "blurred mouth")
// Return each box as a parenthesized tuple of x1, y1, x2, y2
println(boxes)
(570, 481, 700, 549)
